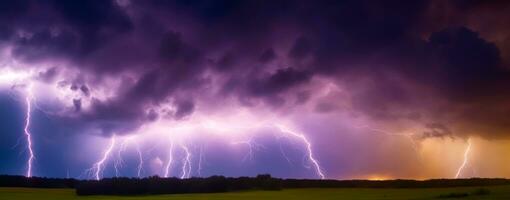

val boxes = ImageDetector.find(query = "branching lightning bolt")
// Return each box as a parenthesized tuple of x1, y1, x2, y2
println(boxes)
(163, 142, 192, 179)
(2, 71, 328, 180)
(358, 126, 423, 162)
(197, 146, 204, 176)
(1, 72, 40, 178)
(231, 138, 266, 162)
(179, 144, 192, 179)
(89, 136, 117, 180)
(163, 141, 174, 178)
(114, 137, 144, 178)
(23, 84, 35, 177)
(455, 138, 472, 179)
(275, 124, 325, 179)
(134, 143, 144, 178)
(278, 139, 293, 166)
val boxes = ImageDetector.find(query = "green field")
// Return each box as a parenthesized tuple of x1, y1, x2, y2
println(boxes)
(2, 186, 510, 200)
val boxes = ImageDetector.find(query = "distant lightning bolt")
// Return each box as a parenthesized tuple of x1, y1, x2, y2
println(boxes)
(197, 146, 203, 176)
(179, 144, 192, 179)
(231, 138, 266, 162)
(359, 126, 422, 162)
(50, 108, 328, 179)
(231, 140, 254, 162)
(23, 84, 35, 177)
(278, 140, 293, 166)
(275, 124, 325, 179)
(114, 137, 144, 178)
(114, 155, 121, 177)
(135, 143, 143, 178)
(455, 138, 472, 179)
(2, 71, 330, 180)
(90, 136, 116, 180)
(163, 141, 174, 178)
(114, 138, 129, 177)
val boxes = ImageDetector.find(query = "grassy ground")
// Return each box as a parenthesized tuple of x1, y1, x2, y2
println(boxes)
(1, 185, 510, 200)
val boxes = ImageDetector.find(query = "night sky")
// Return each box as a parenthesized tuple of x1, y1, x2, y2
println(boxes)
(1, 0, 510, 180)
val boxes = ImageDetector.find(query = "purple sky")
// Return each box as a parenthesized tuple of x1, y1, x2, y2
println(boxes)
(1, 0, 510, 180)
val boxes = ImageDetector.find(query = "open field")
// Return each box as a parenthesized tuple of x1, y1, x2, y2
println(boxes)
(2, 185, 510, 200)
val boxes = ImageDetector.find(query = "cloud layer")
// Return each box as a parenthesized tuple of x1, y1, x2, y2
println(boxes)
(1, 0, 510, 140)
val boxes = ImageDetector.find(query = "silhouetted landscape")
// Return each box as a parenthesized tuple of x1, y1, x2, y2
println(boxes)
(1, 175, 510, 196)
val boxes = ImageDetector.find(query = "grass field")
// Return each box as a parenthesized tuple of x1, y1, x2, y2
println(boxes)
(2, 185, 510, 199)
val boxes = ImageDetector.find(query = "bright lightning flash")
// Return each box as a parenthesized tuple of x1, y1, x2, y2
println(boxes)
(162, 142, 192, 179)
(82, 112, 327, 179)
(23, 84, 35, 177)
(114, 137, 144, 178)
(163, 141, 174, 178)
(2, 69, 327, 180)
(231, 138, 266, 162)
(276, 124, 325, 180)
(0, 70, 37, 177)
(179, 144, 192, 179)
(455, 138, 472, 179)
(89, 136, 117, 180)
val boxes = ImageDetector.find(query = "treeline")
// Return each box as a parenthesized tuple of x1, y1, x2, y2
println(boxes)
(282, 178, 510, 188)
(1, 174, 510, 196)
(76, 175, 280, 195)
(0, 175, 76, 188)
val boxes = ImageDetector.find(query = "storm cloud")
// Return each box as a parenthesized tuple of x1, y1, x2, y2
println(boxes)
(0, 0, 509, 140)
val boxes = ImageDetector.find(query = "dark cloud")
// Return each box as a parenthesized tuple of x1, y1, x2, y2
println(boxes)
(427, 27, 505, 99)
(1, 0, 133, 72)
(259, 48, 276, 63)
(248, 68, 312, 97)
(12, 29, 79, 61)
(37, 67, 59, 83)
(0, 0, 29, 18)
(0, 0, 29, 40)
(147, 109, 159, 121)
(288, 36, 312, 59)
(215, 52, 237, 71)
(80, 85, 90, 97)
(174, 100, 195, 120)
(339, 25, 510, 138)
(49, 0, 132, 32)
(74, 98, 147, 136)
(159, 31, 201, 63)
(420, 123, 454, 139)
(72, 99, 81, 112)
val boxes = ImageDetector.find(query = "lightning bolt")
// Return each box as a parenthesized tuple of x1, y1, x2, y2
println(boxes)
(114, 153, 122, 177)
(231, 138, 266, 162)
(275, 124, 325, 179)
(114, 137, 144, 178)
(278, 139, 293, 166)
(455, 138, 472, 179)
(358, 126, 422, 162)
(23, 84, 35, 177)
(179, 144, 192, 179)
(64, 117, 326, 180)
(197, 146, 203, 176)
(3, 70, 329, 180)
(89, 135, 117, 180)
(114, 138, 128, 177)
(163, 141, 174, 178)
(135, 143, 143, 178)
